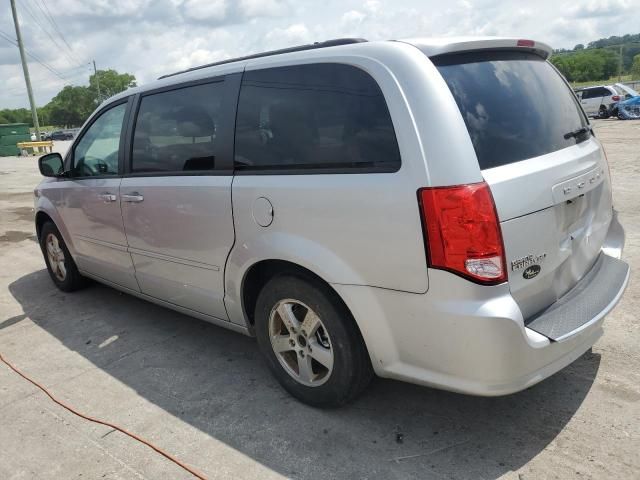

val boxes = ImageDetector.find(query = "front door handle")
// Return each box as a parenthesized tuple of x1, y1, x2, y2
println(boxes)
(122, 192, 144, 203)
(99, 192, 117, 203)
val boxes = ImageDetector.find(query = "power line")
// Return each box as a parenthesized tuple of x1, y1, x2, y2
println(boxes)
(32, 0, 84, 65)
(0, 28, 68, 81)
(16, 0, 82, 69)
(36, 0, 75, 54)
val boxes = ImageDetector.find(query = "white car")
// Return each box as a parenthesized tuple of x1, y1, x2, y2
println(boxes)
(575, 85, 624, 118)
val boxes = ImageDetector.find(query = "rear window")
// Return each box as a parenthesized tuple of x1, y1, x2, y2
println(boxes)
(433, 51, 588, 170)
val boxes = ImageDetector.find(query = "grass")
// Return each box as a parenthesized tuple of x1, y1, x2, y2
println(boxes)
(570, 75, 636, 88)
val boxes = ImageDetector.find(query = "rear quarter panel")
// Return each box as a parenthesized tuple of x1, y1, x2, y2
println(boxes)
(225, 42, 484, 326)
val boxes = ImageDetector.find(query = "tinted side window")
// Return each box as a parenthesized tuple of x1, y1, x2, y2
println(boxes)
(73, 103, 127, 177)
(132, 81, 225, 173)
(234, 63, 400, 172)
(579, 89, 593, 99)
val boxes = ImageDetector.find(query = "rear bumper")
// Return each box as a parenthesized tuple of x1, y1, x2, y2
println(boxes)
(333, 213, 629, 396)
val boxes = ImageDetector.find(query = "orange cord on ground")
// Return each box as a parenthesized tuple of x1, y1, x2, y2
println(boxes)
(0, 352, 208, 480)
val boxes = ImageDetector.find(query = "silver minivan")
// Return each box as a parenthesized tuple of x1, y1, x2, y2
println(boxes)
(35, 37, 629, 407)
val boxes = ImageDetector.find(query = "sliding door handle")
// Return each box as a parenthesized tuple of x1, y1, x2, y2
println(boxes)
(99, 193, 117, 203)
(122, 193, 144, 203)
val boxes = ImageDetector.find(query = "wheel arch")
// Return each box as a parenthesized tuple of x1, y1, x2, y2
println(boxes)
(241, 259, 345, 326)
(35, 210, 53, 240)
(239, 258, 373, 371)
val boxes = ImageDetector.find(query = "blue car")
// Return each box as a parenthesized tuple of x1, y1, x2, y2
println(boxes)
(610, 83, 639, 119)
(617, 95, 640, 120)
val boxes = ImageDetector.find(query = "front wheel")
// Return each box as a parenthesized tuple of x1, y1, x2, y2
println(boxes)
(40, 221, 87, 292)
(255, 274, 373, 407)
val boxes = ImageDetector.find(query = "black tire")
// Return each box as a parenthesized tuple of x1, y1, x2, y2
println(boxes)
(40, 221, 87, 292)
(598, 106, 610, 119)
(255, 274, 373, 407)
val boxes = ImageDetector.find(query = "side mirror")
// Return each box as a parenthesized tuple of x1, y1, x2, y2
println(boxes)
(38, 152, 65, 177)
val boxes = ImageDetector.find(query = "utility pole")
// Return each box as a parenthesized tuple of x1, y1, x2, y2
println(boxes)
(10, 0, 40, 137)
(93, 60, 101, 102)
(619, 44, 623, 82)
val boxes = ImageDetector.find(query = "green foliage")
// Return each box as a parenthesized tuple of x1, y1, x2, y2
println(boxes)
(632, 54, 640, 80)
(0, 69, 136, 128)
(551, 49, 619, 82)
(47, 86, 95, 127)
(88, 69, 137, 101)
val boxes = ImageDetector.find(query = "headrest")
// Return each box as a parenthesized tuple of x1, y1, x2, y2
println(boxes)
(175, 106, 215, 137)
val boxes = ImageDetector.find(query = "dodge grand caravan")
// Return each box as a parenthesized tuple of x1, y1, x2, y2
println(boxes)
(35, 37, 629, 407)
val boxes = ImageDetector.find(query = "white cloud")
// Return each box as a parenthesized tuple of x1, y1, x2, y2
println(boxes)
(1, 0, 639, 109)
(238, 0, 290, 17)
(183, 0, 228, 22)
(265, 23, 312, 47)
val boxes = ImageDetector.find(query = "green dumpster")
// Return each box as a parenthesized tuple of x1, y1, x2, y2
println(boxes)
(0, 123, 31, 156)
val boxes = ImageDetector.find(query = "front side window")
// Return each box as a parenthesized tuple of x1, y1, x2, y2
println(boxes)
(73, 103, 127, 177)
(131, 82, 224, 173)
(234, 63, 400, 172)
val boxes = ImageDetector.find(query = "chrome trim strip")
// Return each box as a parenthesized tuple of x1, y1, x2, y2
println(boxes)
(127, 247, 220, 271)
(74, 235, 129, 252)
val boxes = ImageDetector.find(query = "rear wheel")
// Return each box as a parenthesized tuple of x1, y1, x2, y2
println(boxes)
(255, 274, 373, 407)
(598, 105, 610, 119)
(40, 221, 86, 292)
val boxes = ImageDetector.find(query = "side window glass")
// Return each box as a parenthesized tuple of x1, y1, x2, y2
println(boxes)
(131, 82, 224, 173)
(235, 63, 400, 172)
(73, 103, 127, 177)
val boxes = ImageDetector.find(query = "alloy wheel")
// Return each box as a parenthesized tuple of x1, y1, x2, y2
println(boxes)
(268, 299, 334, 387)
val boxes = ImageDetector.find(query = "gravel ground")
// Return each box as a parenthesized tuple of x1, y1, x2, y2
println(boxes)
(0, 122, 638, 480)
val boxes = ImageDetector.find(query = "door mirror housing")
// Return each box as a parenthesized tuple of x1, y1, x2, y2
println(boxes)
(38, 152, 65, 177)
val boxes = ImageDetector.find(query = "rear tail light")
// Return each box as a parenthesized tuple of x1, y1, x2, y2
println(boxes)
(418, 182, 507, 285)
(612, 95, 621, 101)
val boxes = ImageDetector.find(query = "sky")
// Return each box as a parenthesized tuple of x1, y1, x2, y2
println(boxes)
(1, 0, 639, 109)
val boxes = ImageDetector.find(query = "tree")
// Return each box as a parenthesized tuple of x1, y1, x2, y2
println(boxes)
(632, 54, 640, 80)
(47, 86, 95, 127)
(1, 69, 136, 128)
(574, 44, 585, 50)
(551, 48, 620, 82)
(89, 69, 136, 102)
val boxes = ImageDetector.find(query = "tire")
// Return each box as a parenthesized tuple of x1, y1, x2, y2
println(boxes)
(40, 221, 87, 292)
(255, 274, 373, 407)
(598, 106, 610, 119)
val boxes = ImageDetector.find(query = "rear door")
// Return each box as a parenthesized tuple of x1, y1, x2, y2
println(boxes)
(579, 88, 598, 115)
(434, 51, 613, 319)
(120, 75, 240, 320)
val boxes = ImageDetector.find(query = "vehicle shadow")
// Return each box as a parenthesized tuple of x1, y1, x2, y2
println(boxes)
(8, 270, 600, 480)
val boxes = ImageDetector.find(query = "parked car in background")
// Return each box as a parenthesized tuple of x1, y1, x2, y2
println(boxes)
(34, 37, 629, 407)
(47, 130, 74, 141)
(617, 95, 640, 119)
(610, 83, 639, 118)
(575, 85, 623, 118)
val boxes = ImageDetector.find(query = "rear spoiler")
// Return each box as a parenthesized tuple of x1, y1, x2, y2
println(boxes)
(399, 37, 553, 61)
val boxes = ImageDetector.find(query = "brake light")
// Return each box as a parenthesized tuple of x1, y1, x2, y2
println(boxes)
(517, 39, 535, 47)
(612, 95, 621, 101)
(418, 182, 506, 285)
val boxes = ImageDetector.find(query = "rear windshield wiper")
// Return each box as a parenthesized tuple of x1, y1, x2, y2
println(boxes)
(563, 126, 591, 140)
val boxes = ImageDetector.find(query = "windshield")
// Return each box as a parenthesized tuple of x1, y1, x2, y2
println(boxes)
(614, 83, 639, 98)
(433, 51, 588, 170)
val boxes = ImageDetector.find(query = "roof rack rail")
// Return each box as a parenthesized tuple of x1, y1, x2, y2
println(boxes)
(158, 38, 368, 80)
